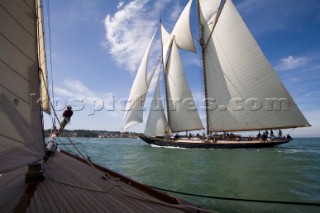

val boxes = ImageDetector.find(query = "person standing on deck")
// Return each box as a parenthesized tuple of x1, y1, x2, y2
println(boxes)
(58, 106, 73, 135)
(46, 133, 57, 158)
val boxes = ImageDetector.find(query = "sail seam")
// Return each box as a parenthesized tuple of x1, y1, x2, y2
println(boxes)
(0, 32, 36, 63)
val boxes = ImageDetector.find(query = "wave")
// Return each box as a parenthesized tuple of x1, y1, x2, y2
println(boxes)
(150, 144, 187, 150)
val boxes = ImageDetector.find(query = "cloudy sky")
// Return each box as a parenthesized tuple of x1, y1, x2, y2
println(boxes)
(42, 0, 320, 137)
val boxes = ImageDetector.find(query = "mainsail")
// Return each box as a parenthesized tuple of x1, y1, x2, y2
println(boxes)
(199, 0, 310, 132)
(122, 30, 157, 131)
(0, 0, 45, 173)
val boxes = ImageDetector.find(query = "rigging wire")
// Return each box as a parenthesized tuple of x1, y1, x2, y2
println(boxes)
(45, 0, 56, 128)
(42, 0, 95, 171)
(56, 137, 76, 155)
(145, 185, 320, 207)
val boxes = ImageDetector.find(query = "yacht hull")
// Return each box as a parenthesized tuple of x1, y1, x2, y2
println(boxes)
(139, 136, 292, 149)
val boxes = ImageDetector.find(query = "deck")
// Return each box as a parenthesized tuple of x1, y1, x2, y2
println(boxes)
(0, 151, 214, 212)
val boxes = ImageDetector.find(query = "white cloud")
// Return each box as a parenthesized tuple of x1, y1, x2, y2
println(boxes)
(117, 1, 125, 9)
(104, 0, 156, 72)
(169, 1, 182, 23)
(55, 87, 74, 97)
(103, 0, 176, 73)
(54, 79, 120, 115)
(275, 55, 310, 71)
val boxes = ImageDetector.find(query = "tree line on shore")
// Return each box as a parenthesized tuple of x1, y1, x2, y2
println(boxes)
(44, 129, 142, 138)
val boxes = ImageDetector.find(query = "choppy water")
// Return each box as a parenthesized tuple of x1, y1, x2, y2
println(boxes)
(56, 137, 320, 212)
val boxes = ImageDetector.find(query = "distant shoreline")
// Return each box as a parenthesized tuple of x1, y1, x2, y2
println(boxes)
(44, 129, 143, 138)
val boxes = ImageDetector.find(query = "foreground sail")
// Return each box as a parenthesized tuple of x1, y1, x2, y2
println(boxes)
(0, 0, 45, 173)
(37, 0, 50, 114)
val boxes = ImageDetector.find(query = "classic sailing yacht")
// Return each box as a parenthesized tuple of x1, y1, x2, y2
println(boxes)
(123, 0, 310, 148)
(0, 0, 212, 211)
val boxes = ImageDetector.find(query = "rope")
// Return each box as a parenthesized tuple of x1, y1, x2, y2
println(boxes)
(146, 185, 320, 207)
(45, 0, 55, 117)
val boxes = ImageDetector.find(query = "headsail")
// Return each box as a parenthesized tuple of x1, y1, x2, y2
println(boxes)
(122, 30, 157, 131)
(161, 0, 196, 67)
(37, 0, 50, 114)
(0, 0, 45, 173)
(171, 0, 196, 53)
(144, 72, 168, 136)
(166, 40, 204, 132)
(199, 0, 310, 132)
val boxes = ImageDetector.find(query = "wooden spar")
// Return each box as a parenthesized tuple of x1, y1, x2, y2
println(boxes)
(160, 22, 175, 134)
(159, 20, 171, 135)
(198, 0, 210, 135)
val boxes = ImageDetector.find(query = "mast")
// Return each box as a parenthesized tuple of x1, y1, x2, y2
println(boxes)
(198, 0, 226, 135)
(160, 0, 204, 133)
(198, 0, 210, 135)
(160, 20, 171, 134)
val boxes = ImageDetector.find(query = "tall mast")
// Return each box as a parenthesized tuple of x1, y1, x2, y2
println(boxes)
(198, 0, 227, 135)
(197, 0, 210, 135)
(160, 20, 171, 134)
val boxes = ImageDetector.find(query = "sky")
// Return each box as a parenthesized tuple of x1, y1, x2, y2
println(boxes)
(42, 0, 320, 137)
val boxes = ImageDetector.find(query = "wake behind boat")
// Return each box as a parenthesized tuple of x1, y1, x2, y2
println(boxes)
(122, 0, 310, 148)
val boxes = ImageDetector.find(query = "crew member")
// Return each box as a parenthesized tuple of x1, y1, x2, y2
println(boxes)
(58, 106, 73, 135)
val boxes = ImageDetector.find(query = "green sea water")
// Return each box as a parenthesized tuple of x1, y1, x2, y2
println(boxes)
(57, 137, 320, 213)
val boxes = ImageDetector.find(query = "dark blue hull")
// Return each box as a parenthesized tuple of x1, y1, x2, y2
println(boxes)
(139, 136, 292, 149)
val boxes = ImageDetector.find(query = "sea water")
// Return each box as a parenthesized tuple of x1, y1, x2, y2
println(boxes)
(56, 137, 320, 213)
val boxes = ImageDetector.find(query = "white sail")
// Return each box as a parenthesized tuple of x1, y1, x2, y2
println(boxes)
(122, 31, 156, 131)
(171, 0, 196, 53)
(161, 0, 196, 67)
(144, 72, 167, 136)
(200, 0, 310, 131)
(166, 40, 204, 132)
(0, 0, 45, 173)
(37, 0, 50, 114)
(198, 0, 221, 25)
(160, 23, 171, 66)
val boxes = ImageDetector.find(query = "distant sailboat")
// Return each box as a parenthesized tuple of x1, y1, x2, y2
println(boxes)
(123, 0, 310, 148)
